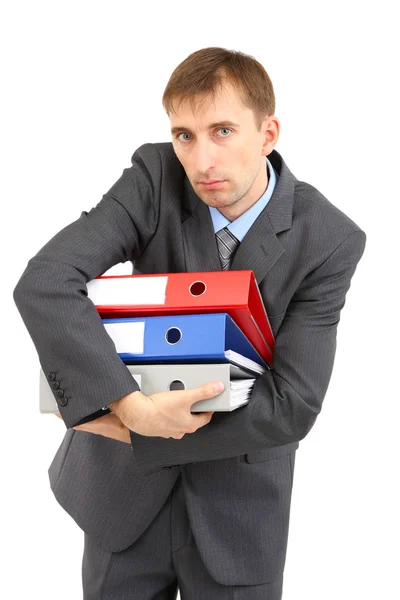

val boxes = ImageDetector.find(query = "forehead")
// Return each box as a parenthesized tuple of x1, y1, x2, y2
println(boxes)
(170, 81, 251, 127)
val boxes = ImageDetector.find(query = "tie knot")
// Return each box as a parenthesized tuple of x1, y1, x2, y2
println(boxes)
(215, 227, 240, 270)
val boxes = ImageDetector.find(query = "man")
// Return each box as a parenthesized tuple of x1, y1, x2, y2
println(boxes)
(13, 47, 366, 599)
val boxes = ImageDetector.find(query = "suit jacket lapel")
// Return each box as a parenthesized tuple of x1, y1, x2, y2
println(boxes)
(181, 177, 221, 272)
(230, 213, 285, 284)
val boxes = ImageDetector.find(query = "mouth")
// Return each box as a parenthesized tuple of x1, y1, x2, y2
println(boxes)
(198, 180, 226, 189)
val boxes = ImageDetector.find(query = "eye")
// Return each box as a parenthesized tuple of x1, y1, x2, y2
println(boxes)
(177, 132, 191, 142)
(217, 128, 232, 137)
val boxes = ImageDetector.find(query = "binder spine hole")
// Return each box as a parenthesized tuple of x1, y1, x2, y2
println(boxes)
(189, 281, 207, 296)
(169, 380, 185, 391)
(165, 327, 182, 345)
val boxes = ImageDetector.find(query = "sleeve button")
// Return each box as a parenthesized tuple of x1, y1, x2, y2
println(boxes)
(59, 397, 68, 407)
(51, 381, 60, 390)
(56, 389, 64, 398)
(48, 372, 57, 381)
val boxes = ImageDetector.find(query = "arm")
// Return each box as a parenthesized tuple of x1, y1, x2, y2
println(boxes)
(129, 230, 366, 475)
(13, 144, 160, 428)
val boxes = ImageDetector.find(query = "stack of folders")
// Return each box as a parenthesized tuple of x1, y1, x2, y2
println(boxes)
(40, 271, 275, 414)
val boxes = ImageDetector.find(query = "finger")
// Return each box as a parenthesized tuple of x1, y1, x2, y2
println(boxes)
(55, 413, 63, 419)
(187, 381, 225, 404)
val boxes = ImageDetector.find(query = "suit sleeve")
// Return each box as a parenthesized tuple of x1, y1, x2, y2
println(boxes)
(129, 229, 366, 475)
(13, 144, 160, 428)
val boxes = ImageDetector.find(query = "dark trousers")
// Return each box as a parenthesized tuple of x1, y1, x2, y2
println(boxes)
(82, 472, 284, 599)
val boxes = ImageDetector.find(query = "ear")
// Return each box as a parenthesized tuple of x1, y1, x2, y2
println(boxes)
(261, 115, 280, 156)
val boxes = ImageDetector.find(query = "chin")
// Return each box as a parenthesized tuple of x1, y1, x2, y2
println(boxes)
(208, 198, 234, 209)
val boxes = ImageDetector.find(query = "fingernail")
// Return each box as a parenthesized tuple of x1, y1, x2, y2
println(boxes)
(213, 382, 224, 393)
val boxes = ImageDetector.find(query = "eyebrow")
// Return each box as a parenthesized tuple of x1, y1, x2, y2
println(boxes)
(171, 120, 240, 135)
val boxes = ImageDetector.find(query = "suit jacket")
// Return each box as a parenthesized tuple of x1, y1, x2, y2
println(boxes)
(13, 143, 366, 586)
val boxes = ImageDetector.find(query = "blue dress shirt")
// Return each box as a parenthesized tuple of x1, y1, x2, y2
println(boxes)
(208, 155, 278, 238)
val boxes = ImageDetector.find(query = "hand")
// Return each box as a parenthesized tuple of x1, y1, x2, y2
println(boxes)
(109, 380, 224, 440)
(55, 411, 131, 444)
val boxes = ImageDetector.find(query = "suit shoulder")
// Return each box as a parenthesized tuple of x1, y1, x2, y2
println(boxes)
(129, 142, 185, 188)
(294, 180, 366, 239)
(130, 141, 179, 167)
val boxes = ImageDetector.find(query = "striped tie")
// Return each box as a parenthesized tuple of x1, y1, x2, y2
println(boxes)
(215, 227, 240, 270)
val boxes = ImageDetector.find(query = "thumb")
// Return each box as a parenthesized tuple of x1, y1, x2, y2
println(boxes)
(188, 381, 225, 403)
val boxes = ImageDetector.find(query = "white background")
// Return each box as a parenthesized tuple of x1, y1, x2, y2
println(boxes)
(2, 1, 399, 598)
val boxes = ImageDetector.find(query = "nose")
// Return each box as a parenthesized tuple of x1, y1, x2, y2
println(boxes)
(194, 143, 216, 174)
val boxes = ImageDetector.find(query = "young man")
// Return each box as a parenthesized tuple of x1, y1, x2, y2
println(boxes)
(14, 47, 366, 599)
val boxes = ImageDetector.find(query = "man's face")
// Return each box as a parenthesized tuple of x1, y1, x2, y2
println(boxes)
(170, 80, 278, 220)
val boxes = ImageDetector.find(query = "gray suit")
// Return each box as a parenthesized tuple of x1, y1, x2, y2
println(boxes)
(13, 143, 366, 590)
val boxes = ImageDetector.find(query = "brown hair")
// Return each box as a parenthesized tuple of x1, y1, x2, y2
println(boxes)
(162, 47, 275, 131)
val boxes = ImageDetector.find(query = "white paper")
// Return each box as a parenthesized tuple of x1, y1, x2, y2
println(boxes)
(103, 321, 145, 354)
(87, 276, 168, 305)
(225, 350, 267, 375)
